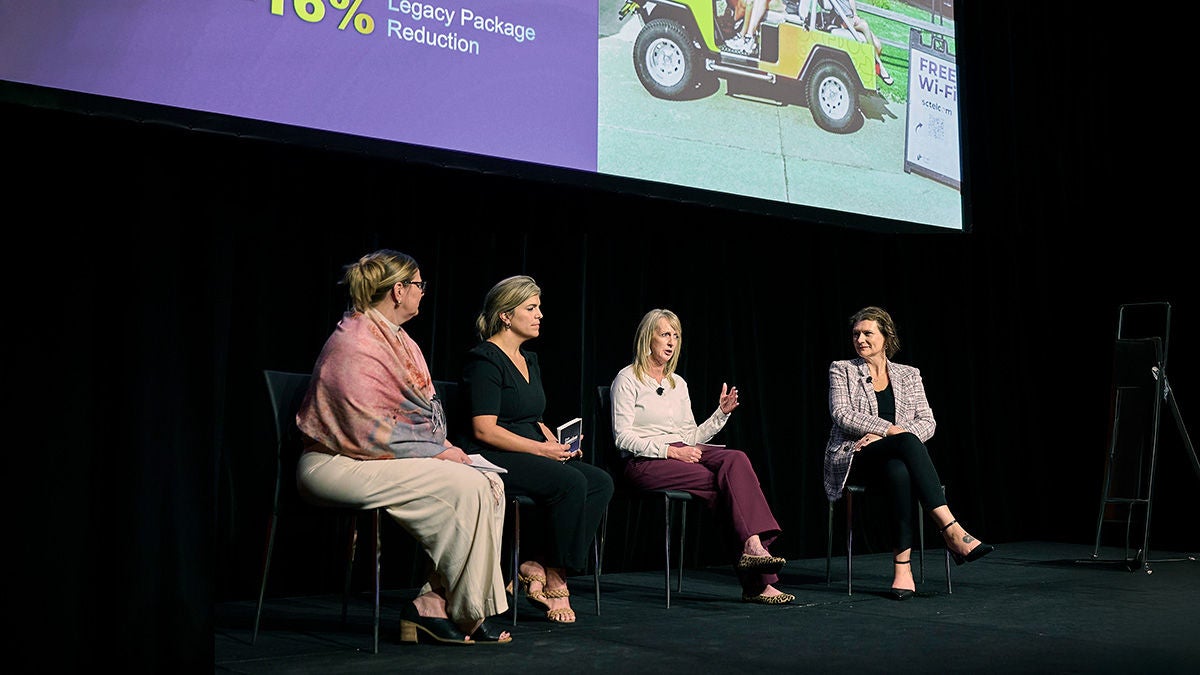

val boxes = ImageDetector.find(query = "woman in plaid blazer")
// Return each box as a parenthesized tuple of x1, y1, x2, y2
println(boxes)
(824, 306, 994, 600)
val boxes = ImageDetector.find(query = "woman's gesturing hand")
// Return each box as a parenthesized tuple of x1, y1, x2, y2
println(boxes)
(719, 383, 739, 414)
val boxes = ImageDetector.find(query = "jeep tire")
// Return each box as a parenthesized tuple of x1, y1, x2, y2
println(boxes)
(805, 60, 860, 133)
(633, 18, 706, 100)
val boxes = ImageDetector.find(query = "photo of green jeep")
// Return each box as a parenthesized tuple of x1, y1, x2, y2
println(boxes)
(618, 0, 884, 133)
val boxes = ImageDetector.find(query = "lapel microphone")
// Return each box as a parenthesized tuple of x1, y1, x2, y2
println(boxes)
(656, 387, 664, 396)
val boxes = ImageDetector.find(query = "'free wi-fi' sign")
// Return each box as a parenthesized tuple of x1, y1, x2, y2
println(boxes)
(903, 27, 960, 191)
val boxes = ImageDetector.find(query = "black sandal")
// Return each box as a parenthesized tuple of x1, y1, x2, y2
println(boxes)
(470, 619, 513, 645)
(399, 603, 472, 646)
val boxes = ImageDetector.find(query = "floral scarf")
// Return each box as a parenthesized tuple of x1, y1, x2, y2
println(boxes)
(297, 308, 446, 460)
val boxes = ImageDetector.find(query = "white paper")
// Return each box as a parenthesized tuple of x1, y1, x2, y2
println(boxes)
(466, 453, 508, 474)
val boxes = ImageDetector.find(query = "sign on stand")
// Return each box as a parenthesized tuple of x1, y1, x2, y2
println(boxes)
(903, 27, 960, 190)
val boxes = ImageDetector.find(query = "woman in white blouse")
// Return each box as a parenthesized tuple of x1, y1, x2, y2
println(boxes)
(609, 308, 794, 605)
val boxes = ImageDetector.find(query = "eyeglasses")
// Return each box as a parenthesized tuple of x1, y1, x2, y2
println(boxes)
(404, 280, 428, 291)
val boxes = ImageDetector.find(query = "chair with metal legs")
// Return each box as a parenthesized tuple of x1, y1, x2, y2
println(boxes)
(433, 378, 603, 626)
(596, 385, 694, 608)
(825, 483, 953, 595)
(255, 369, 385, 653)
(506, 492, 603, 625)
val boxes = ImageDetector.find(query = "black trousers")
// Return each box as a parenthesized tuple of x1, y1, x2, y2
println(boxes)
(848, 432, 947, 551)
(481, 449, 614, 573)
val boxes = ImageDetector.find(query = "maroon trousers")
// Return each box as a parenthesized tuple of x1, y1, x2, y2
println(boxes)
(622, 447, 782, 593)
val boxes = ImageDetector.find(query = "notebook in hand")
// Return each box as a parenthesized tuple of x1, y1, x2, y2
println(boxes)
(556, 417, 583, 455)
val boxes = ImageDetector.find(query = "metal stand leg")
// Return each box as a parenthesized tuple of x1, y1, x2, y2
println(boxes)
(1159, 370, 1200, 480)
(663, 493, 672, 608)
(1086, 302, 1198, 573)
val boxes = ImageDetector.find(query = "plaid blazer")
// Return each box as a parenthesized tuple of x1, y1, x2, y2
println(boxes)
(822, 358, 937, 501)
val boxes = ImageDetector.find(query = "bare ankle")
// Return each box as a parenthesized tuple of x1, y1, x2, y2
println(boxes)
(544, 567, 568, 588)
(520, 560, 545, 577)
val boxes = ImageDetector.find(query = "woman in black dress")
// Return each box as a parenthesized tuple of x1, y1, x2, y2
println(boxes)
(462, 275, 613, 623)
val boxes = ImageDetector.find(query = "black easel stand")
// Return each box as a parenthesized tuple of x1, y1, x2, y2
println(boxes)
(1085, 302, 1199, 574)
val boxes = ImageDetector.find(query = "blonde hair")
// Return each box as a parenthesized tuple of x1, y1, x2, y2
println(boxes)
(475, 275, 542, 340)
(340, 249, 419, 313)
(631, 309, 682, 389)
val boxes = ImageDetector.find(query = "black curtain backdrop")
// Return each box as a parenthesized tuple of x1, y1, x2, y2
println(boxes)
(7, 3, 1193, 672)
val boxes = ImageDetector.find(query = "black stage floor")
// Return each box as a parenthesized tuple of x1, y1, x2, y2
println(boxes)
(215, 542, 1199, 674)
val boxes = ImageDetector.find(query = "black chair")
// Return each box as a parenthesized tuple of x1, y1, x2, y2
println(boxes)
(504, 483, 603, 624)
(596, 385, 694, 608)
(825, 483, 953, 595)
(255, 369, 385, 654)
(433, 379, 602, 626)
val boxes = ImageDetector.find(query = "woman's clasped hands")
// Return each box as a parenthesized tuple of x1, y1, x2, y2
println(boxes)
(667, 443, 704, 463)
(538, 439, 582, 462)
(852, 433, 883, 451)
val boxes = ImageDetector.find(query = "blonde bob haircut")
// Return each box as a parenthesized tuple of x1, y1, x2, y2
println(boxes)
(631, 308, 682, 390)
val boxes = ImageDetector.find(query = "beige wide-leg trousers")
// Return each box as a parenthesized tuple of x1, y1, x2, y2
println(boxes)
(297, 452, 508, 622)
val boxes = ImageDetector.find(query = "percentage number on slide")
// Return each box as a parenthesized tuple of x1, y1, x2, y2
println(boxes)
(269, 0, 375, 35)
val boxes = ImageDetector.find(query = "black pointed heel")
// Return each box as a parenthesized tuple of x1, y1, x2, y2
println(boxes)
(890, 558, 915, 600)
(939, 519, 995, 566)
(399, 603, 473, 646)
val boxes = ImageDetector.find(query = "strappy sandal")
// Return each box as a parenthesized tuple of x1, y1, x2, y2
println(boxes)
(517, 572, 550, 611)
(541, 587, 576, 623)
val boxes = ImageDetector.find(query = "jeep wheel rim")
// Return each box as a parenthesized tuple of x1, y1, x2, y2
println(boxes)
(644, 38, 686, 89)
(816, 76, 850, 120)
